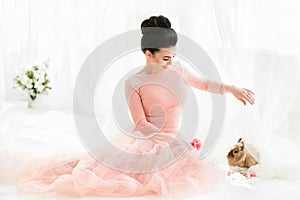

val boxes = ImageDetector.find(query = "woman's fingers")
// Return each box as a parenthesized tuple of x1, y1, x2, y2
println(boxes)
(245, 88, 255, 95)
(247, 97, 255, 105)
(245, 93, 255, 104)
(241, 88, 255, 105)
(233, 87, 255, 105)
(239, 98, 246, 105)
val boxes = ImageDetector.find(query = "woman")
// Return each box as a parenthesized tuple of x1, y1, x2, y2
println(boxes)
(16, 15, 254, 197)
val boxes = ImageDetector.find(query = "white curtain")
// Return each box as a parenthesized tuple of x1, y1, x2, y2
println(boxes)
(206, 1, 300, 174)
(1, 0, 300, 169)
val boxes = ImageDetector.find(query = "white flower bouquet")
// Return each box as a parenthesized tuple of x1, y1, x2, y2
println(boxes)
(14, 60, 52, 107)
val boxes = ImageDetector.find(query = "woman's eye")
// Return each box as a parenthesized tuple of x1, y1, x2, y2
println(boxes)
(163, 58, 169, 61)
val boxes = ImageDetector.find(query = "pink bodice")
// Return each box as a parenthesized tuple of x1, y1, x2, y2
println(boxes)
(125, 61, 224, 135)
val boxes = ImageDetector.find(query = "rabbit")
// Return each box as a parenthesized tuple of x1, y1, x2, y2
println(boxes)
(226, 138, 259, 169)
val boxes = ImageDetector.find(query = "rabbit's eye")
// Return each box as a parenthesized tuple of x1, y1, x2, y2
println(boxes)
(234, 150, 238, 153)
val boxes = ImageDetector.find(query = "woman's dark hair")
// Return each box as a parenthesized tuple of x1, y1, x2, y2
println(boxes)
(141, 15, 177, 54)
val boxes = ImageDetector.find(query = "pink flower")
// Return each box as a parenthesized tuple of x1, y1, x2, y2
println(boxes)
(242, 172, 248, 177)
(191, 138, 202, 150)
(250, 172, 256, 177)
(227, 171, 232, 176)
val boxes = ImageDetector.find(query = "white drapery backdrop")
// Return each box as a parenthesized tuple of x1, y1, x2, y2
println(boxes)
(1, 0, 300, 174)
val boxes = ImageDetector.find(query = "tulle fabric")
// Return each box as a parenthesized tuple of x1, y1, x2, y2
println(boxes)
(16, 132, 220, 197)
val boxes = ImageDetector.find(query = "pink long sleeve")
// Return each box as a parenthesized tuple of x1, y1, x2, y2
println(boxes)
(173, 62, 224, 94)
(124, 61, 224, 136)
(124, 80, 162, 135)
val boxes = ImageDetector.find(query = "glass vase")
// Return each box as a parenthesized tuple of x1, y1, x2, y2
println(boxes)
(27, 95, 36, 108)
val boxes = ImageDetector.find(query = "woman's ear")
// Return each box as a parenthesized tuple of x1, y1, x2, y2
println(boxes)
(145, 50, 153, 59)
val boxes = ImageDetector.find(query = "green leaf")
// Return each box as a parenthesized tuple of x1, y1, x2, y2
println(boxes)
(26, 71, 34, 79)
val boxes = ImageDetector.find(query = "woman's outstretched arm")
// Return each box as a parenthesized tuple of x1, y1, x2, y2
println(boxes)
(174, 62, 255, 105)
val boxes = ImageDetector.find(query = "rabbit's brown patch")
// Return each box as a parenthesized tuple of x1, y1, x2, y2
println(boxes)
(227, 138, 258, 168)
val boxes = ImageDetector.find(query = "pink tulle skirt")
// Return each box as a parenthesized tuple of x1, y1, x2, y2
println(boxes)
(16, 133, 220, 197)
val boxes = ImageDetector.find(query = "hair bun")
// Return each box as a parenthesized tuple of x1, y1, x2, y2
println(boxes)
(141, 15, 172, 35)
(140, 15, 177, 54)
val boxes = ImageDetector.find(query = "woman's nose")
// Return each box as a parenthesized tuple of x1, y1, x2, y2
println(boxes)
(167, 59, 173, 66)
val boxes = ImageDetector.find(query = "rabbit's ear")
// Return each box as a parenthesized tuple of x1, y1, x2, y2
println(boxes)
(240, 140, 245, 151)
(237, 138, 242, 143)
(241, 143, 244, 151)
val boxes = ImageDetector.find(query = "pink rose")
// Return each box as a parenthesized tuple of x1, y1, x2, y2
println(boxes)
(191, 138, 202, 150)
(250, 172, 256, 177)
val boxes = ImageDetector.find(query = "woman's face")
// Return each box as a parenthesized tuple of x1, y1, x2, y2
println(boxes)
(146, 46, 176, 68)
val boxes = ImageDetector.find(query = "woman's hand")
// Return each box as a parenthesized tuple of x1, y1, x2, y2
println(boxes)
(224, 85, 255, 105)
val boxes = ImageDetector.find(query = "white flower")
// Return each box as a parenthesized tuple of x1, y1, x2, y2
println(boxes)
(35, 83, 44, 92)
(25, 79, 33, 89)
(33, 70, 39, 78)
(20, 74, 29, 85)
(37, 72, 45, 83)
(14, 59, 51, 102)
(37, 78, 45, 86)
(39, 70, 46, 77)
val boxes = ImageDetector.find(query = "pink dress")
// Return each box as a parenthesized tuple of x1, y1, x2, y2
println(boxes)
(16, 62, 224, 197)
